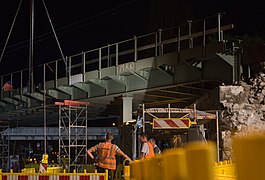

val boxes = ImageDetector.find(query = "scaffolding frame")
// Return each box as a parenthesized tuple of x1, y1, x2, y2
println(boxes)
(0, 125, 9, 171)
(58, 104, 88, 171)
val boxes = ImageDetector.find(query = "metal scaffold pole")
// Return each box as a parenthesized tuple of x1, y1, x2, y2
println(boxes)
(216, 111, 220, 162)
(43, 64, 47, 154)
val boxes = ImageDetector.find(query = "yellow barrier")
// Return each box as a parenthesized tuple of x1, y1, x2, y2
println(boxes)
(131, 142, 216, 180)
(130, 133, 265, 180)
(162, 149, 186, 180)
(129, 142, 239, 180)
(46, 167, 61, 174)
(214, 161, 236, 177)
(214, 161, 237, 180)
(233, 134, 265, 180)
(130, 160, 143, 180)
(185, 142, 216, 180)
(21, 168, 36, 173)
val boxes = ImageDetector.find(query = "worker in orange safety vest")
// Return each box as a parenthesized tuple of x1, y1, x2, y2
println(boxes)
(2, 81, 13, 91)
(139, 133, 155, 160)
(87, 132, 132, 179)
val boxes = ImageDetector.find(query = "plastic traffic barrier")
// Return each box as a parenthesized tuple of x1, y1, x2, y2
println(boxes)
(130, 142, 216, 180)
(233, 134, 265, 180)
(142, 154, 162, 180)
(185, 142, 216, 180)
(162, 148, 187, 180)
(123, 159, 131, 180)
(130, 160, 143, 180)
(214, 160, 237, 180)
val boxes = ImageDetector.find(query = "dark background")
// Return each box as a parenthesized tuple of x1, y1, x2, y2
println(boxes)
(0, 0, 264, 75)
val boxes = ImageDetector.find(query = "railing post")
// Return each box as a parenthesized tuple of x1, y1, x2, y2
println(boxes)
(203, 19, 206, 57)
(99, 48, 102, 79)
(115, 43, 119, 75)
(107, 44, 110, 67)
(20, 70, 23, 95)
(218, 13, 221, 42)
(134, 35, 138, 61)
(155, 33, 158, 57)
(82, 52, 86, 82)
(10, 73, 13, 96)
(64, 60, 68, 79)
(69, 56, 72, 85)
(158, 29, 162, 55)
(55, 60, 58, 88)
(188, 20, 193, 48)
(115, 43, 119, 66)
(178, 26, 181, 53)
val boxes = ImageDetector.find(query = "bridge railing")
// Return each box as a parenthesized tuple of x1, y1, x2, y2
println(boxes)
(0, 13, 232, 97)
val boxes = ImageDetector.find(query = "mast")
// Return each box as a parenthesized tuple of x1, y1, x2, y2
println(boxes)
(29, 0, 34, 93)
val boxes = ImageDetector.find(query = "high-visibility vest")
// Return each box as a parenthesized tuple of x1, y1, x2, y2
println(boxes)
(3, 83, 13, 91)
(145, 142, 155, 158)
(97, 142, 117, 170)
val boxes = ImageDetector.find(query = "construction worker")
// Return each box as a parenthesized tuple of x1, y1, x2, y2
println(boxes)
(87, 132, 132, 179)
(2, 81, 13, 97)
(139, 133, 155, 159)
(149, 138, 161, 154)
(2, 81, 13, 91)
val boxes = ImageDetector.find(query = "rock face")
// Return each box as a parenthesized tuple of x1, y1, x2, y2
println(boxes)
(220, 73, 265, 159)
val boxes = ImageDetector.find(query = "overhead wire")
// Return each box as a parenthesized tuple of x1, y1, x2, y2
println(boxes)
(0, 0, 23, 63)
(1, 0, 150, 56)
(42, 0, 66, 68)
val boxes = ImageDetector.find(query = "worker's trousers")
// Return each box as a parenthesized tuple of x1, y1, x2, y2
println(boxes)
(97, 166, 114, 180)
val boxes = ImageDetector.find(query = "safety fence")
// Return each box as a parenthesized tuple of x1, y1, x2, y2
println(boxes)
(0, 170, 108, 180)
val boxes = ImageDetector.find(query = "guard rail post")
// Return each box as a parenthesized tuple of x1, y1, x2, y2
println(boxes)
(134, 35, 138, 62)
(98, 48, 102, 79)
(188, 20, 193, 48)
(218, 13, 221, 42)
(82, 51, 86, 82)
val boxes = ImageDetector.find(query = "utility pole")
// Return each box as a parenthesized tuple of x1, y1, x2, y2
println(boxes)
(29, 0, 34, 93)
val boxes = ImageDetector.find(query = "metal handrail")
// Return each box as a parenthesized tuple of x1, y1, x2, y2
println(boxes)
(0, 13, 232, 90)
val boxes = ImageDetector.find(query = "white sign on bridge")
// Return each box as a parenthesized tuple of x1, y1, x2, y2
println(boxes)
(117, 62, 136, 74)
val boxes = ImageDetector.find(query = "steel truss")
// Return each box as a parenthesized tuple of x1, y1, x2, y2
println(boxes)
(0, 125, 9, 171)
(58, 105, 87, 171)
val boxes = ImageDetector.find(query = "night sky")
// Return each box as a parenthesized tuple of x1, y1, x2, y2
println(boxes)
(0, 0, 264, 75)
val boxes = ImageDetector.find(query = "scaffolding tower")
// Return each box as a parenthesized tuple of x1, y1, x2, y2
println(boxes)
(0, 124, 9, 172)
(58, 101, 88, 171)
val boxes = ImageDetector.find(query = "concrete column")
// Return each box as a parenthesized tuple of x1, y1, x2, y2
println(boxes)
(122, 96, 133, 123)
(120, 96, 133, 160)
